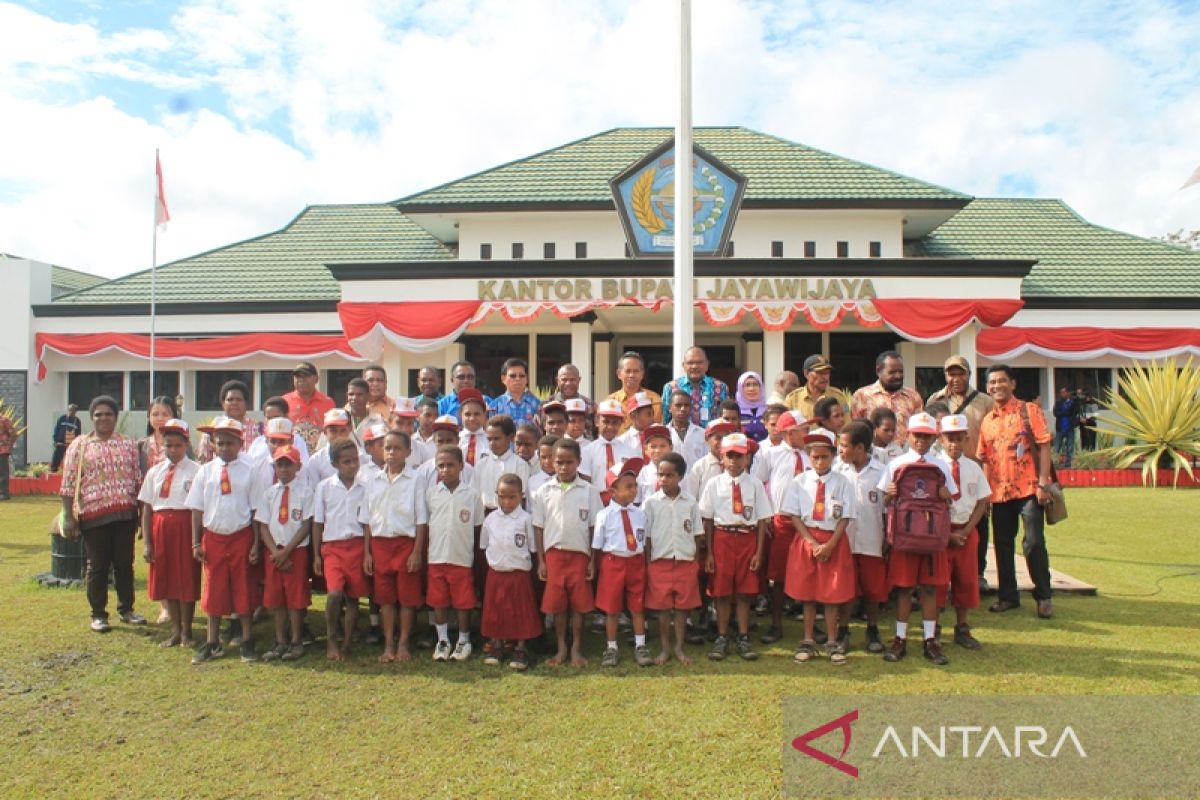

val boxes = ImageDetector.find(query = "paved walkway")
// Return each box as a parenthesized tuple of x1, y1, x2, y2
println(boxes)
(983, 545, 1096, 595)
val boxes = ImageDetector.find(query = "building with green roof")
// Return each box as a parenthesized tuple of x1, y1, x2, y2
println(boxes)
(13, 126, 1199, 463)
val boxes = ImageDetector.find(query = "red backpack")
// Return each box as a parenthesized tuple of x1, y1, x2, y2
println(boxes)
(886, 462, 950, 555)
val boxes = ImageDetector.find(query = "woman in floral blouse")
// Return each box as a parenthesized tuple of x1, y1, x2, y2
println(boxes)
(60, 396, 145, 633)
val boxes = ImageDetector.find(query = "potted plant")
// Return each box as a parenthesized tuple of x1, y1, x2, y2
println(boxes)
(1091, 357, 1200, 488)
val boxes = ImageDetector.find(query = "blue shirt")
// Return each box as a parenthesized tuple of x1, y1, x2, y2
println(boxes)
(487, 392, 543, 427)
(438, 393, 491, 421)
(662, 375, 729, 427)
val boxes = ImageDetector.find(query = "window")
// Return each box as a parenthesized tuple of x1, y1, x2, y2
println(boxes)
(575, 242, 587, 258)
(535, 334, 571, 390)
(783, 334, 823, 378)
(463, 335, 529, 397)
(543, 242, 556, 259)
(916, 367, 947, 402)
(828, 333, 903, 393)
(195, 370, 253, 411)
(977, 367, 1043, 403)
(68, 371, 124, 410)
(325, 369, 363, 407)
(480, 243, 492, 260)
(511, 242, 524, 260)
(804, 241, 816, 258)
(869, 241, 882, 258)
(129, 371, 180, 411)
(836, 241, 849, 258)
(260, 370, 293, 408)
(771, 241, 784, 258)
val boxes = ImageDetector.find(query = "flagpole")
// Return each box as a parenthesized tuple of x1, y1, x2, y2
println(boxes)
(150, 149, 159, 412)
(673, 0, 694, 370)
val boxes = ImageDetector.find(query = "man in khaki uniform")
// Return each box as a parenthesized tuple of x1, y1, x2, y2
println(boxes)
(784, 355, 834, 420)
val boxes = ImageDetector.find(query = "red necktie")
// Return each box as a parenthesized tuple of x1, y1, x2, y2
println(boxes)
(794, 450, 804, 475)
(605, 443, 615, 471)
(159, 462, 175, 498)
(467, 435, 476, 466)
(813, 478, 826, 521)
(620, 508, 637, 551)
(278, 484, 290, 524)
(731, 479, 744, 517)
(219, 462, 232, 495)
(951, 459, 961, 501)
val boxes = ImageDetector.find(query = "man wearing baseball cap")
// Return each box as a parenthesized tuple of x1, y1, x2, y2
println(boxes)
(283, 362, 335, 452)
(785, 355, 836, 421)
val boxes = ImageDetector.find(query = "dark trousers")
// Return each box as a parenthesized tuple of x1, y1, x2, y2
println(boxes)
(50, 444, 67, 472)
(975, 513, 990, 577)
(83, 519, 137, 619)
(991, 495, 1052, 604)
(0, 453, 8, 499)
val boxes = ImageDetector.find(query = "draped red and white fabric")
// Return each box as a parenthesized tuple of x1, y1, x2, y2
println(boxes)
(872, 298, 1025, 343)
(34, 332, 363, 383)
(338, 300, 482, 359)
(978, 327, 1200, 361)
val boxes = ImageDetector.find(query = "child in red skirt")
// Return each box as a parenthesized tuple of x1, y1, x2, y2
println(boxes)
(751, 410, 810, 645)
(878, 411, 957, 666)
(835, 420, 889, 654)
(479, 473, 541, 671)
(643, 452, 704, 665)
(592, 458, 652, 667)
(313, 438, 372, 662)
(699, 432, 770, 662)
(532, 438, 603, 667)
(254, 445, 313, 662)
(186, 418, 259, 664)
(139, 419, 200, 648)
(419, 444, 485, 662)
(937, 414, 991, 650)
(782, 428, 857, 666)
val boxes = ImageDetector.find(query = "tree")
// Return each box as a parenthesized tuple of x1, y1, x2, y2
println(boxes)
(1157, 229, 1200, 251)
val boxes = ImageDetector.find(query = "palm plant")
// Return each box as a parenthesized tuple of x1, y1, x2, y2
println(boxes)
(1092, 357, 1200, 487)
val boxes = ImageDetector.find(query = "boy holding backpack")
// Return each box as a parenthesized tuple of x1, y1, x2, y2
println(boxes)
(878, 411, 956, 666)
(936, 415, 991, 649)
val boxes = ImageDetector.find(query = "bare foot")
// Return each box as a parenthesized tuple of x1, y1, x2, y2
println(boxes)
(394, 644, 412, 662)
(654, 651, 670, 665)
(326, 643, 343, 661)
(378, 649, 396, 664)
(545, 649, 568, 667)
(180, 637, 195, 649)
(338, 645, 352, 661)
(569, 650, 588, 668)
(673, 646, 692, 665)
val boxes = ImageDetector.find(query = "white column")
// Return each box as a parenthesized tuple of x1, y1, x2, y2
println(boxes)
(744, 336, 764, 379)
(672, 0, 694, 369)
(951, 324, 978, 374)
(820, 330, 831, 358)
(528, 333, 539, 389)
(386, 346, 405, 398)
(898, 341, 917, 390)
(1044, 365, 1055, 411)
(570, 317, 594, 397)
(763, 330, 785, 386)
(594, 338, 613, 397)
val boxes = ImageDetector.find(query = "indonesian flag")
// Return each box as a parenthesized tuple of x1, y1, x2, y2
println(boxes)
(155, 152, 170, 229)
(1182, 164, 1200, 191)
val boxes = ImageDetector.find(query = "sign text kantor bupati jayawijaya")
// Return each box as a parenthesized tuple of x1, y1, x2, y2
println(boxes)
(476, 277, 878, 303)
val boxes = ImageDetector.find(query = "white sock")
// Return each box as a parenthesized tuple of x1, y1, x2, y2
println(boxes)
(607, 639, 618, 650)
(635, 634, 646, 647)
(435, 623, 449, 642)
(369, 613, 380, 626)
(923, 620, 937, 640)
(895, 621, 908, 639)
(457, 630, 470, 644)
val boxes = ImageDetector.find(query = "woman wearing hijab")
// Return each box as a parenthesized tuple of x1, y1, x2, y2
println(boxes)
(736, 371, 769, 442)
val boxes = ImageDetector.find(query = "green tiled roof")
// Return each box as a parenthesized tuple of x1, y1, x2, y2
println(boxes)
(53, 204, 454, 305)
(397, 127, 969, 207)
(51, 265, 106, 294)
(918, 198, 1200, 297)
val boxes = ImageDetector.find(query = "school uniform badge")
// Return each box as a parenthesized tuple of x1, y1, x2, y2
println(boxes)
(291, 508, 302, 521)
(967, 484, 977, 497)
(742, 505, 754, 521)
(868, 489, 879, 504)
(183, 480, 193, 492)
(578, 508, 589, 522)
(831, 503, 843, 520)
(459, 508, 471, 523)
(515, 533, 526, 548)
(683, 518, 693, 533)
(636, 528, 645, 543)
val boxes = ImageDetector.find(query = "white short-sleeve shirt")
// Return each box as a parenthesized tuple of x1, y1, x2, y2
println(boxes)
(685, 452, 723, 503)
(698, 472, 772, 527)
(474, 448, 530, 509)
(184, 457, 255, 535)
(753, 445, 811, 513)
(642, 490, 703, 561)
(780, 469, 856, 532)
(531, 478, 603, 555)
(835, 458, 888, 556)
(670, 423, 708, 469)
(139, 457, 199, 512)
(480, 506, 535, 572)
(580, 436, 637, 484)
(313, 475, 369, 542)
(947, 455, 991, 526)
(255, 479, 314, 547)
(591, 502, 647, 555)
(366, 464, 422, 538)
(421, 480, 485, 567)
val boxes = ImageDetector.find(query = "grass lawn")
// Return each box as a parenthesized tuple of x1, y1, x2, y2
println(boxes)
(0, 489, 1197, 798)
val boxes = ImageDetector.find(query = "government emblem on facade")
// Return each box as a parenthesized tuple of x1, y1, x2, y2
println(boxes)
(610, 139, 747, 257)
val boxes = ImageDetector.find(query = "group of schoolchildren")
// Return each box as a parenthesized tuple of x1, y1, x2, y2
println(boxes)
(137, 368, 990, 671)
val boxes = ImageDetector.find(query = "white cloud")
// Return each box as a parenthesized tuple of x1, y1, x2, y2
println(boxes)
(0, 0, 1198, 280)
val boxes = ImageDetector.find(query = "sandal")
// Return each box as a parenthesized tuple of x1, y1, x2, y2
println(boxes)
(827, 643, 847, 666)
(793, 640, 817, 663)
(260, 644, 287, 662)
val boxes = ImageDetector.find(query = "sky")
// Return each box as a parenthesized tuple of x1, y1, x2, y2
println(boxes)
(2, 0, 1199, 279)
